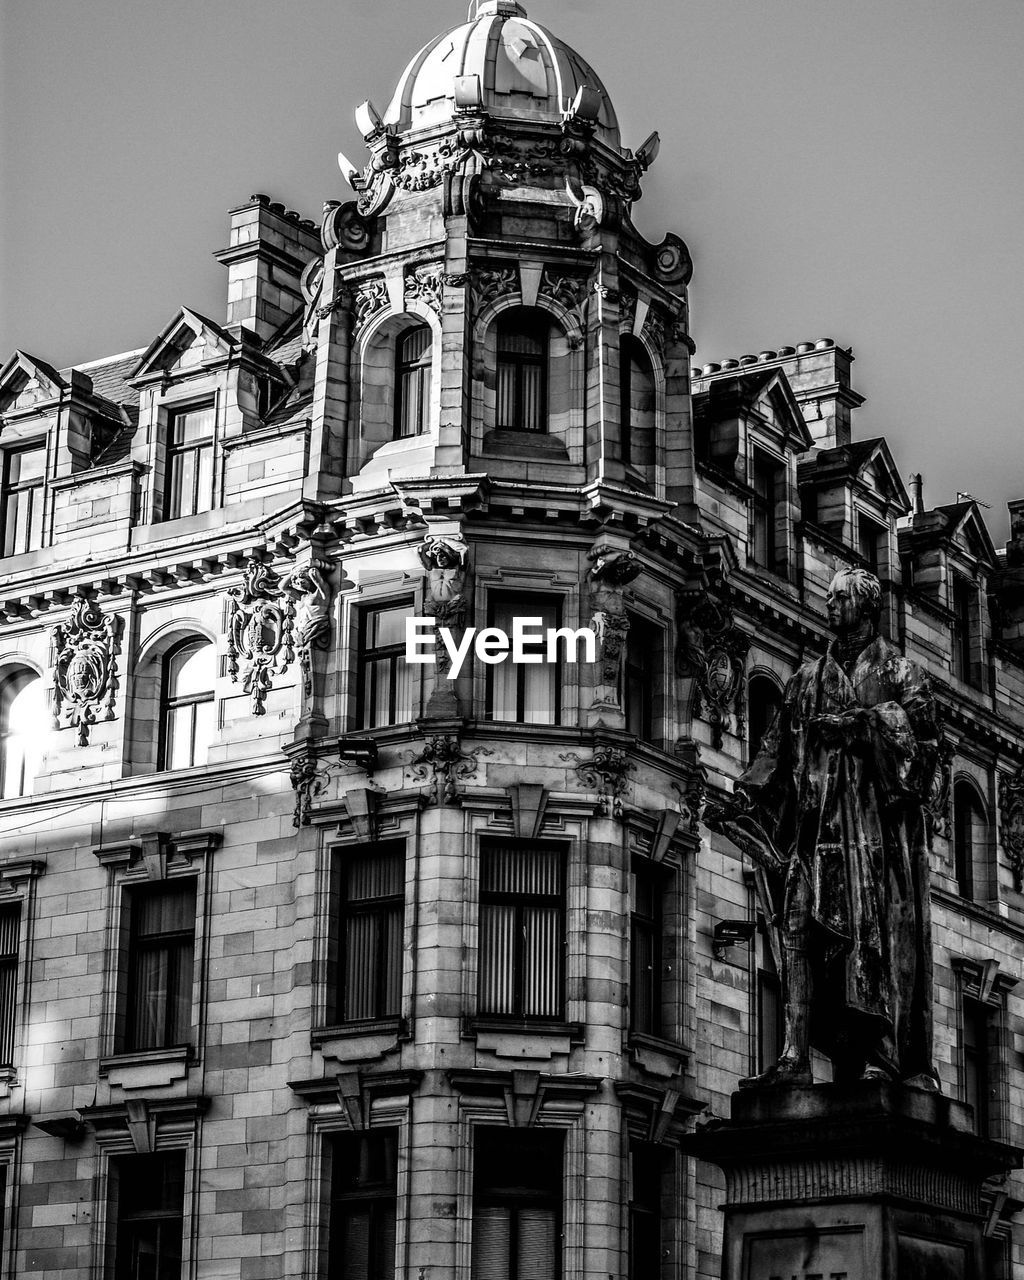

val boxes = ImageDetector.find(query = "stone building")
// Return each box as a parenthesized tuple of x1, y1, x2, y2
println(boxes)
(0, 1, 1021, 1277)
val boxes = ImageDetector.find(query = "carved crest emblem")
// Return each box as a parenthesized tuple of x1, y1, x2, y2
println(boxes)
(227, 558, 295, 715)
(52, 598, 123, 746)
(999, 766, 1024, 891)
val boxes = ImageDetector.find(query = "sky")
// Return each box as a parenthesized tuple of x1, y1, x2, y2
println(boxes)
(2, 0, 1022, 539)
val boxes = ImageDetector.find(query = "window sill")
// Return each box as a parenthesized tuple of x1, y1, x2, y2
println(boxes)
(465, 1017, 583, 1061)
(481, 430, 570, 461)
(99, 1046, 191, 1090)
(314, 1020, 407, 1063)
(627, 1032, 689, 1079)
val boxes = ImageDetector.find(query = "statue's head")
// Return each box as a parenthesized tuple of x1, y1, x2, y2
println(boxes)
(826, 567, 882, 634)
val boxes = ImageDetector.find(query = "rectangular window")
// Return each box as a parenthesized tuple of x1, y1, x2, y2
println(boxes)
(125, 881, 196, 1053)
(951, 574, 975, 684)
(165, 404, 214, 521)
(328, 1131, 397, 1280)
(358, 601, 414, 729)
(1, 442, 45, 557)
(333, 846, 404, 1024)
(963, 996, 991, 1135)
(472, 1128, 562, 1280)
(112, 1151, 186, 1280)
(478, 842, 564, 1021)
(624, 617, 659, 742)
(751, 450, 785, 574)
(630, 861, 662, 1038)
(755, 921, 783, 1074)
(0, 907, 19, 1068)
(858, 512, 885, 576)
(487, 595, 561, 725)
(628, 1143, 665, 1280)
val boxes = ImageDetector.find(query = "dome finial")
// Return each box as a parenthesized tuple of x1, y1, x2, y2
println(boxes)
(469, 0, 528, 17)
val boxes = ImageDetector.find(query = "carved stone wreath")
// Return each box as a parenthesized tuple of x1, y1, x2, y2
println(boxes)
(51, 597, 123, 746)
(676, 590, 750, 749)
(227, 558, 295, 716)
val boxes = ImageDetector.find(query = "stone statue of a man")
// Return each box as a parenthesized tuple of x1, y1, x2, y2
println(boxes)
(708, 568, 940, 1089)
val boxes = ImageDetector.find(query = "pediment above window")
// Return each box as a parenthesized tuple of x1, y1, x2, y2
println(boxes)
(0, 350, 67, 417)
(130, 308, 238, 382)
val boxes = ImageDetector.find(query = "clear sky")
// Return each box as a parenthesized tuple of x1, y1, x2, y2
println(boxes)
(2, 0, 1022, 538)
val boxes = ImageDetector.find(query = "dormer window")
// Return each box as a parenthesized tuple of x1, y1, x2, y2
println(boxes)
(951, 573, 977, 685)
(496, 310, 549, 432)
(165, 404, 214, 521)
(751, 448, 786, 576)
(394, 323, 432, 439)
(1, 441, 44, 557)
(858, 513, 886, 576)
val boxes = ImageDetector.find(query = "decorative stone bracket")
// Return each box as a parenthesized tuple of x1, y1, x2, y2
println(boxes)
(408, 734, 492, 806)
(561, 746, 635, 817)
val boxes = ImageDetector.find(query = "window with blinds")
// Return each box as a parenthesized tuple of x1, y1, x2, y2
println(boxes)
(0, 907, 18, 1067)
(328, 1131, 397, 1280)
(394, 324, 432, 439)
(629, 862, 662, 1038)
(486, 595, 561, 726)
(471, 1128, 563, 1280)
(478, 842, 564, 1021)
(496, 310, 550, 432)
(358, 601, 414, 729)
(334, 846, 404, 1024)
(125, 881, 196, 1053)
(112, 1151, 186, 1280)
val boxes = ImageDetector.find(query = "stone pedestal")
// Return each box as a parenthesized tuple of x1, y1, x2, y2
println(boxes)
(686, 1082, 1019, 1280)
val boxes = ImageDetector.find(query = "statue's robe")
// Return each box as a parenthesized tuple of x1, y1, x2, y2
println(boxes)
(741, 634, 938, 1078)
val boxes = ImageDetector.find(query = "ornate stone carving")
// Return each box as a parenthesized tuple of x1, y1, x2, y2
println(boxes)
(408, 735, 492, 805)
(51, 597, 123, 746)
(321, 201, 372, 256)
(643, 309, 668, 360)
(289, 745, 332, 828)
(561, 746, 635, 817)
(586, 544, 642, 687)
(418, 536, 469, 678)
(619, 290, 637, 332)
(998, 765, 1024, 891)
(441, 272, 468, 289)
(352, 278, 389, 338)
(470, 266, 518, 317)
(925, 738, 954, 841)
(651, 232, 693, 289)
(705, 568, 939, 1088)
(405, 264, 443, 315)
(675, 590, 750, 749)
(539, 270, 588, 324)
(282, 560, 333, 703)
(671, 757, 708, 836)
(227, 558, 295, 715)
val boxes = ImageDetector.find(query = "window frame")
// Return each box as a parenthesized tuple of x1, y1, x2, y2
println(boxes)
(623, 614, 660, 743)
(484, 592, 563, 726)
(750, 447, 786, 576)
(0, 440, 45, 558)
(393, 323, 433, 440)
(495, 309, 550, 433)
(327, 1129, 399, 1280)
(123, 878, 197, 1055)
(157, 638, 215, 772)
(950, 572, 977, 686)
(163, 402, 215, 522)
(471, 1126, 564, 1280)
(0, 668, 43, 801)
(356, 598, 415, 730)
(629, 858, 664, 1039)
(477, 840, 566, 1023)
(110, 1149, 187, 1280)
(332, 843, 405, 1027)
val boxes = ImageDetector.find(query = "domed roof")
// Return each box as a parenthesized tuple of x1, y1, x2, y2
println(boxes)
(383, 0, 621, 148)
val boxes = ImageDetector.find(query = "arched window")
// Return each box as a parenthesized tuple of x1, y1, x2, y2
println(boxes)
(496, 309, 550, 432)
(0, 670, 44, 799)
(394, 323, 432, 439)
(159, 640, 215, 771)
(620, 336, 655, 470)
(953, 781, 989, 900)
(748, 673, 783, 760)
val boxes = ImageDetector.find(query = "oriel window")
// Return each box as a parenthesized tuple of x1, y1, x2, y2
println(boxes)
(0, 670, 44, 800)
(328, 1130, 398, 1280)
(112, 1151, 186, 1280)
(630, 861, 663, 1038)
(478, 842, 564, 1021)
(472, 1128, 563, 1280)
(394, 324, 432, 439)
(496, 310, 549, 432)
(159, 640, 215, 771)
(165, 404, 214, 521)
(358, 602, 413, 729)
(125, 881, 196, 1053)
(0, 441, 44, 557)
(334, 846, 404, 1024)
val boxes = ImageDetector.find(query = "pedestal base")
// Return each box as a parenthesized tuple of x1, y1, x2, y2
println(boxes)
(686, 1082, 1019, 1280)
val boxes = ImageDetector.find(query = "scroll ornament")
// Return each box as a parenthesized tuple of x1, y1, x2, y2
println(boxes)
(675, 590, 750, 749)
(227, 558, 295, 715)
(52, 598, 123, 746)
